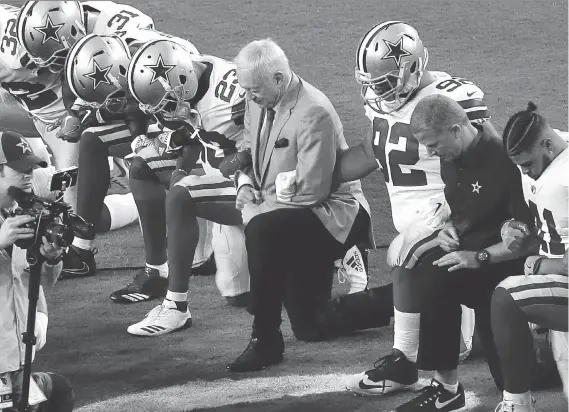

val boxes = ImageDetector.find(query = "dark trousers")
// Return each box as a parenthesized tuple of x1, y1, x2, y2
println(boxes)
(245, 206, 369, 341)
(396, 248, 524, 386)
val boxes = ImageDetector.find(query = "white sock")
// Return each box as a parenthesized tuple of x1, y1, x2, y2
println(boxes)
(192, 218, 213, 267)
(393, 308, 420, 363)
(104, 193, 139, 231)
(460, 305, 475, 350)
(147, 262, 168, 278)
(434, 372, 459, 394)
(503, 390, 532, 405)
(72, 237, 93, 251)
(165, 290, 187, 303)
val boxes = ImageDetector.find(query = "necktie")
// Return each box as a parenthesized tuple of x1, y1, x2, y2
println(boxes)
(259, 108, 276, 166)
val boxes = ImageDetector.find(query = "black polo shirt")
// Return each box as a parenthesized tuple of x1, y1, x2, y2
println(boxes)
(441, 125, 533, 251)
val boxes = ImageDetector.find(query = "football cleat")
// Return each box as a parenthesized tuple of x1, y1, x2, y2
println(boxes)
(345, 349, 418, 396)
(60, 246, 97, 279)
(494, 399, 537, 412)
(127, 299, 192, 337)
(391, 379, 465, 412)
(110, 267, 168, 304)
(336, 245, 369, 294)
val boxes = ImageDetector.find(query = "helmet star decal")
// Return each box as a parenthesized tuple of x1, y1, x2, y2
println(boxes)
(83, 60, 113, 90)
(34, 15, 65, 45)
(381, 37, 412, 66)
(145, 54, 175, 85)
(16, 141, 32, 154)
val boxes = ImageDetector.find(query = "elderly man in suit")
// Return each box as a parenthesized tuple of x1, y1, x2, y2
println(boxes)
(228, 38, 373, 372)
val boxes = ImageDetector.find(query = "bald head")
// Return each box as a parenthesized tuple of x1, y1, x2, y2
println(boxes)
(410, 94, 477, 161)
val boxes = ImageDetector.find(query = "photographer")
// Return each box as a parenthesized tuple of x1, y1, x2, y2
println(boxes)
(0, 131, 73, 411)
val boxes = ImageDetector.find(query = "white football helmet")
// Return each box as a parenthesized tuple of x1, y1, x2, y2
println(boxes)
(65, 33, 131, 111)
(17, 1, 86, 73)
(128, 39, 199, 123)
(355, 21, 428, 113)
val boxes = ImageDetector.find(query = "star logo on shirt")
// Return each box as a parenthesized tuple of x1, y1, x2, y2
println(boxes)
(34, 15, 64, 45)
(381, 37, 412, 66)
(145, 54, 176, 85)
(16, 141, 32, 154)
(471, 181, 482, 193)
(83, 61, 113, 90)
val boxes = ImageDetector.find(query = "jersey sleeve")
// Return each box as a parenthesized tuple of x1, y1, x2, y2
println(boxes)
(436, 76, 490, 124)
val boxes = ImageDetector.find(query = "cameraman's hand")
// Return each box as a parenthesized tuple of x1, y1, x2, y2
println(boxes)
(0, 216, 36, 249)
(39, 236, 64, 261)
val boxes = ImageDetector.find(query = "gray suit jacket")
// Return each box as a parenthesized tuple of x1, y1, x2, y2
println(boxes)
(239, 73, 373, 246)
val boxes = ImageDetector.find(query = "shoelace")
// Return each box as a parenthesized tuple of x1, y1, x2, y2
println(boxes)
(494, 401, 515, 412)
(372, 353, 397, 370)
(127, 268, 152, 288)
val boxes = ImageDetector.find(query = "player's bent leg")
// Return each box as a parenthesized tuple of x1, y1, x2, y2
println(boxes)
(110, 150, 175, 304)
(127, 175, 241, 337)
(212, 223, 250, 307)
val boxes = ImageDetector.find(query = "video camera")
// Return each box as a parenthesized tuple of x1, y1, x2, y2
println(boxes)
(5, 186, 92, 250)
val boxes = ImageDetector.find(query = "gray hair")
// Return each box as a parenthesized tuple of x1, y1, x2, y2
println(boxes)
(410, 94, 470, 134)
(234, 38, 291, 81)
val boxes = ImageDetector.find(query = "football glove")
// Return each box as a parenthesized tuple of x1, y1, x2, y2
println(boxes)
(219, 150, 252, 179)
(55, 114, 82, 142)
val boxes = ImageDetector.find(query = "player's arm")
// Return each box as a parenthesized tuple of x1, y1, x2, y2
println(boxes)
(333, 126, 379, 185)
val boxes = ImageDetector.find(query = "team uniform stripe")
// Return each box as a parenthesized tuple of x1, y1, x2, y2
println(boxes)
(191, 195, 237, 203)
(515, 296, 569, 308)
(401, 229, 440, 269)
(465, 109, 489, 122)
(178, 181, 235, 191)
(147, 159, 177, 171)
(186, 188, 237, 199)
(508, 280, 568, 295)
(457, 98, 485, 110)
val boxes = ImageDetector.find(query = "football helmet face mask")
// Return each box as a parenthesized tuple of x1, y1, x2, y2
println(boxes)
(65, 34, 132, 112)
(355, 21, 429, 114)
(128, 39, 200, 125)
(17, 1, 86, 73)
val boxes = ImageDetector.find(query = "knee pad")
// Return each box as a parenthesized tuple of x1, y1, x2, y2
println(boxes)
(213, 223, 249, 297)
(550, 330, 569, 398)
(193, 218, 213, 266)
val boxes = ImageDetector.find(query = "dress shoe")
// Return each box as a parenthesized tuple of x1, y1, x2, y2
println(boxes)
(227, 330, 284, 372)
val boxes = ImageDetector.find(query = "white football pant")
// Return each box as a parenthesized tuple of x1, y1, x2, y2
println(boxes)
(551, 330, 569, 399)
(212, 223, 250, 297)
(193, 218, 213, 267)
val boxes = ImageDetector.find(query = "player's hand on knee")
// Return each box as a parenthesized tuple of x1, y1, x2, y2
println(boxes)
(433, 251, 478, 272)
(236, 185, 260, 210)
(55, 115, 82, 142)
(437, 224, 460, 252)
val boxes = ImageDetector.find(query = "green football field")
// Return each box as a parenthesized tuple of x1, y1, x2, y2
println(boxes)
(10, 0, 567, 410)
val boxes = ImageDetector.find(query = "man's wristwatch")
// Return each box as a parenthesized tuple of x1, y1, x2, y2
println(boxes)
(474, 249, 490, 266)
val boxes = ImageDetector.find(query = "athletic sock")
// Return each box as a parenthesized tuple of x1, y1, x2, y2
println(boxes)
(165, 291, 188, 312)
(147, 262, 168, 278)
(393, 308, 420, 363)
(503, 390, 532, 405)
(72, 237, 94, 251)
(434, 372, 459, 394)
(104, 193, 139, 230)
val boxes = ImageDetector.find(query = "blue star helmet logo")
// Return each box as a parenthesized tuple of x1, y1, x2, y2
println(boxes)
(381, 37, 412, 66)
(83, 61, 113, 90)
(145, 54, 176, 85)
(34, 15, 65, 45)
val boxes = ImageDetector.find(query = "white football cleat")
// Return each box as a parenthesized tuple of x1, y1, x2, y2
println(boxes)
(336, 245, 368, 294)
(494, 399, 536, 412)
(127, 299, 192, 337)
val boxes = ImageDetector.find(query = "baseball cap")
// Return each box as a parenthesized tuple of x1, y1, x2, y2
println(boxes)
(0, 131, 47, 172)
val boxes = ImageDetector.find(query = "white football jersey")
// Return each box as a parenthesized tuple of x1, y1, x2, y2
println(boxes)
(0, 2, 155, 124)
(0, 4, 65, 123)
(189, 55, 246, 175)
(364, 71, 489, 233)
(82, 1, 154, 38)
(123, 27, 199, 55)
(521, 144, 568, 258)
